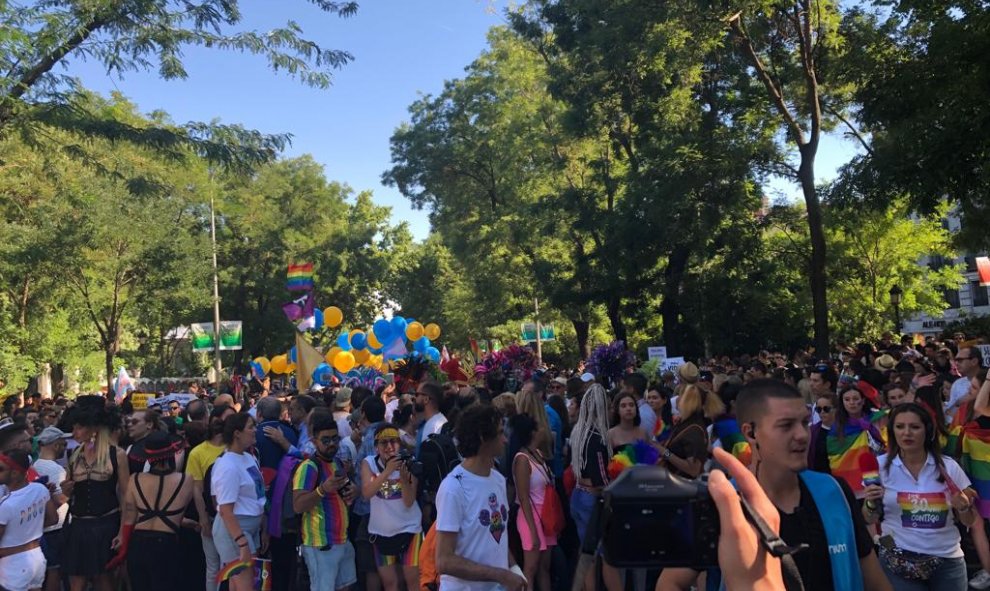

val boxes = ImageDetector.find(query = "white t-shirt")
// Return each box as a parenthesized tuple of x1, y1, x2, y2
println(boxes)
(31, 459, 68, 531)
(385, 398, 400, 423)
(334, 411, 353, 439)
(946, 377, 972, 419)
(435, 464, 510, 591)
(0, 483, 50, 548)
(210, 451, 266, 517)
(365, 456, 422, 536)
(423, 413, 448, 438)
(878, 453, 971, 558)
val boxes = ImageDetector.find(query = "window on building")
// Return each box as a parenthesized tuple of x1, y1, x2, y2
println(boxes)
(929, 255, 948, 271)
(965, 255, 977, 272)
(944, 288, 961, 309)
(973, 281, 990, 307)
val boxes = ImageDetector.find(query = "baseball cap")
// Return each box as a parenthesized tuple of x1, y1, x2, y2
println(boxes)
(335, 387, 353, 409)
(580, 372, 595, 383)
(37, 426, 72, 446)
(552, 377, 568, 386)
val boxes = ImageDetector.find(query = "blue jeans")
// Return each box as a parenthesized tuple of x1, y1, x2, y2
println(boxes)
(301, 542, 357, 591)
(570, 488, 597, 547)
(881, 555, 967, 591)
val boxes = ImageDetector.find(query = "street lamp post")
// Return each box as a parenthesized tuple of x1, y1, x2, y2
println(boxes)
(889, 284, 903, 334)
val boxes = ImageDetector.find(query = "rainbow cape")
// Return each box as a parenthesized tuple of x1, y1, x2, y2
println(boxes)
(287, 262, 314, 291)
(712, 416, 752, 466)
(961, 427, 990, 518)
(607, 440, 660, 480)
(826, 420, 878, 497)
(653, 417, 672, 443)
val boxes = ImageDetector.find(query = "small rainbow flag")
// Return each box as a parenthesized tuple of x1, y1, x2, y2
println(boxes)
(943, 424, 964, 459)
(961, 428, 990, 518)
(713, 416, 752, 466)
(287, 262, 314, 291)
(870, 408, 890, 447)
(827, 420, 878, 498)
(216, 560, 252, 583)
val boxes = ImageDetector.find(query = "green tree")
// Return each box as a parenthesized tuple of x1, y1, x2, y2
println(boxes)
(0, 1, 357, 170)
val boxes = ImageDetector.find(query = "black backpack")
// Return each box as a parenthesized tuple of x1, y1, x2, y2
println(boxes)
(417, 431, 461, 497)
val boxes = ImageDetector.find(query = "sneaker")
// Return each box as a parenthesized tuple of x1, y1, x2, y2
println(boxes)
(971, 569, 990, 589)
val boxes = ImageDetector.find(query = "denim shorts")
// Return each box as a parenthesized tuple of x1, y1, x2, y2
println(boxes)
(212, 514, 262, 565)
(301, 542, 357, 591)
(41, 529, 65, 570)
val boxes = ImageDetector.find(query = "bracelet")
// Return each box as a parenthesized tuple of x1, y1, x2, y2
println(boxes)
(315, 484, 325, 498)
(864, 500, 877, 511)
(237, 541, 248, 548)
(234, 533, 246, 542)
(663, 448, 672, 460)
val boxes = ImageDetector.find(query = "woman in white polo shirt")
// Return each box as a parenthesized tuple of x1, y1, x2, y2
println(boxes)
(863, 402, 976, 590)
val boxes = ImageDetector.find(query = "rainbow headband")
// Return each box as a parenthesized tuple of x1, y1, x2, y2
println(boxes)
(375, 428, 400, 443)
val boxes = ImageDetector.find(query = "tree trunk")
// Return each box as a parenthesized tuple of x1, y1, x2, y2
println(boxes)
(660, 245, 691, 355)
(606, 295, 627, 343)
(799, 144, 829, 355)
(105, 344, 115, 396)
(572, 318, 591, 359)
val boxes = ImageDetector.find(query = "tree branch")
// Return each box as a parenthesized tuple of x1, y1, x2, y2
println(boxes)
(728, 13, 807, 146)
(824, 104, 874, 156)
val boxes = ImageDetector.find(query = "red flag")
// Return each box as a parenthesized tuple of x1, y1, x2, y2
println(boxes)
(977, 256, 990, 287)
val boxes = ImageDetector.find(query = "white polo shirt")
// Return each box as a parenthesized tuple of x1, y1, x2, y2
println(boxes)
(878, 453, 971, 558)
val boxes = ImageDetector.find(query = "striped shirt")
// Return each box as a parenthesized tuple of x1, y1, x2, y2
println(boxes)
(293, 457, 349, 547)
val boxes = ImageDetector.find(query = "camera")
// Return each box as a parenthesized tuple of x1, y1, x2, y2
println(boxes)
(601, 465, 719, 569)
(397, 450, 424, 478)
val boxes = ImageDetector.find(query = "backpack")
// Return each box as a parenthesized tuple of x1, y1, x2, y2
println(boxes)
(417, 431, 460, 497)
(202, 452, 222, 519)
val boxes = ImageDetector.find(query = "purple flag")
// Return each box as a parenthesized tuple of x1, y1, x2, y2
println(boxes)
(282, 292, 314, 322)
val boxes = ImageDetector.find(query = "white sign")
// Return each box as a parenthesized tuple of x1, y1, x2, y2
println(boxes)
(647, 346, 668, 362)
(979, 345, 990, 368)
(661, 356, 685, 374)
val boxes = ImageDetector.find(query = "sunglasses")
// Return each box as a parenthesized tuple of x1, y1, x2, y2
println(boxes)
(815, 406, 833, 413)
(319, 435, 341, 446)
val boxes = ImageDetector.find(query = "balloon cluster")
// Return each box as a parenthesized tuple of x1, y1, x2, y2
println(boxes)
(248, 308, 444, 388)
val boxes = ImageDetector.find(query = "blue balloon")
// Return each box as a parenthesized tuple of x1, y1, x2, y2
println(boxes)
(289, 346, 297, 363)
(369, 346, 383, 355)
(426, 346, 441, 363)
(414, 336, 431, 353)
(337, 333, 352, 350)
(351, 333, 367, 350)
(373, 319, 392, 343)
(313, 308, 324, 330)
(390, 316, 407, 339)
(313, 363, 334, 386)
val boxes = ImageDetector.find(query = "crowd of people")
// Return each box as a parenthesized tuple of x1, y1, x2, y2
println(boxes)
(0, 332, 989, 591)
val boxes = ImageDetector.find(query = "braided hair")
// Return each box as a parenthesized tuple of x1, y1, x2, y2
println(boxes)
(570, 384, 612, 475)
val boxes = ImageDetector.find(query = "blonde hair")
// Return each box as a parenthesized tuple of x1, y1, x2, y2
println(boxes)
(516, 389, 552, 457)
(571, 384, 612, 475)
(678, 385, 724, 420)
(70, 426, 113, 477)
(491, 393, 517, 418)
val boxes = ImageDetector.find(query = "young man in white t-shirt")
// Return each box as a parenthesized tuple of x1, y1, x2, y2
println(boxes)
(0, 449, 59, 591)
(32, 427, 71, 591)
(436, 405, 525, 591)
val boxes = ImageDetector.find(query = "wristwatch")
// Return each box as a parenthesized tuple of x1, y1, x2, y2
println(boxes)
(663, 448, 672, 460)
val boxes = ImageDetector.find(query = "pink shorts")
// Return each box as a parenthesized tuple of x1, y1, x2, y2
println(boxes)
(516, 503, 557, 551)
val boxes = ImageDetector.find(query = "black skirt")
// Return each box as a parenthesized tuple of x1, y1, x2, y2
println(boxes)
(62, 512, 121, 577)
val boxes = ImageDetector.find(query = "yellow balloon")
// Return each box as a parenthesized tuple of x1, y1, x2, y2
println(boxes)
(353, 349, 371, 364)
(325, 346, 343, 364)
(367, 331, 382, 349)
(285, 362, 296, 374)
(254, 356, 271, 375)
(333, 350, 356, 373)
(406, 321, 425, 341)
(424, 323, 441, 340)
(324, 306, 343, 328)
(270, 354, 288, 374)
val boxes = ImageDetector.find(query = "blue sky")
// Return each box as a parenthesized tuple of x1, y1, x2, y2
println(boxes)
(62, 0, 858, 241)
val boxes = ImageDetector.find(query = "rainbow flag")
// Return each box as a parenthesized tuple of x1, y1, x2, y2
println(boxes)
(287, 262, 314, 291)
(870, 408, 889, 447)
(827, 421, 877, 498)
(653, 417, 672, 443)
(217, 560, 252, 583)
(713, 416, 751, 466)
(961, 428, 990, 518)
(943, 424, 964, 459)
(216, 559, 271, 591)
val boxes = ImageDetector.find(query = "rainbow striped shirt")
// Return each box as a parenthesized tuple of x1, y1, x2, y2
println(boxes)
(293, 457, 349, 547)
